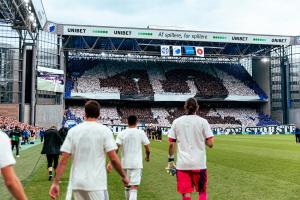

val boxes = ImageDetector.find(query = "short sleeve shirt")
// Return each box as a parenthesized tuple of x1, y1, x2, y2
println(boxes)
(61, 121, 117, 191)
(0, 131, 16, 169)
(116, 128, 150, 169)
(168, 115, 213, 170)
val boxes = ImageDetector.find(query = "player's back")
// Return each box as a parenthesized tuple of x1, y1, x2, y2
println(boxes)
(171, 115, 213, 170)
(62, 121, 116, 190)
(117, 128, 149, 169)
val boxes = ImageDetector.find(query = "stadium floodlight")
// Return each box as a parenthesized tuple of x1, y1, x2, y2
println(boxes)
(261, 57, 270, 63)
(23, 0, 30, 3)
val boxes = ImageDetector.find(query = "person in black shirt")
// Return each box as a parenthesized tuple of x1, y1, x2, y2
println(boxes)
(58, 126, 69, 143)
(295, 127, 300, 144)
(157, 127, 163, 142)
(10, 126, 22, 157)
(41, 126, 63, 181)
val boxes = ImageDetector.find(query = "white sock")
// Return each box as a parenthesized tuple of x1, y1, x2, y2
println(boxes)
(125, 188, 130, 200)
(129, 189, 137, 200)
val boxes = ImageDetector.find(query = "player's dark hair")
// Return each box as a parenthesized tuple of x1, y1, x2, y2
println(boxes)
(85, 100, 100, 118)
(184, 97, 199, 115)
(128, 115, 138, 126)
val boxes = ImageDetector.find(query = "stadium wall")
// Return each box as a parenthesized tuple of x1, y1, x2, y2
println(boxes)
(0, 104, 19, 120)
(252, 58, 271, 115)
(24, 104, 30, 124)
(289, 109, 300, 127)
(272, 110, 283, 123)
(35, 105, 63, 128)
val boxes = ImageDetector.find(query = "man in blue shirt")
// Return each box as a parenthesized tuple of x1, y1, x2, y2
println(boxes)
(40, 128, 45, 143)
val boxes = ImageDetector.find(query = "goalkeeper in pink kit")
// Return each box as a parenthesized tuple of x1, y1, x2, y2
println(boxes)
(167, 98, 214, 200)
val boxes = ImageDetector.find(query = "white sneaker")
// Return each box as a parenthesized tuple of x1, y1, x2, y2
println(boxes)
(16, 155, 20, 158)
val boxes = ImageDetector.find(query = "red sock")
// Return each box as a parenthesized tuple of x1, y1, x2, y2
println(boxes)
(199, 192, 207, 200)
(182, 196, 191, 200)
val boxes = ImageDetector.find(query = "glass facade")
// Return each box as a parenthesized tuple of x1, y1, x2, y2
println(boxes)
(36, 31, 62, 105)
(0, 23, 21, 103)
(286, 46, 300, 109)
(271, 47, 283, 111)
(271, 45, 300, 123)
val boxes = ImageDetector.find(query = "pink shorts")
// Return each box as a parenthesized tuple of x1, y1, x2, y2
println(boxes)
(176, 169, 207, 194)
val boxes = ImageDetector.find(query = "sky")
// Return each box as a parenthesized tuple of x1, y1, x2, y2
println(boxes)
(42, 0, 299, 35)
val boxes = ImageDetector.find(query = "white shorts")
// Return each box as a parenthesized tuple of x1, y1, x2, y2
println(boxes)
(73, 190, 109, 200)
(125, 169, 142, 186)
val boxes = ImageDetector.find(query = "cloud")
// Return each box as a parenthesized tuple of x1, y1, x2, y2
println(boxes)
(42, 0, 299, 35)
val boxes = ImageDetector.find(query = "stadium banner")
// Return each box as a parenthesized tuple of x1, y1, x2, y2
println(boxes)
(212, 124, 296, 135)
(37, 67, 64, 93)
(161, 45, 170, 56)
(195, 47, 205, 57)
(172, 46, 182, 56)
(61, 25, 291, 45)
(68, 92, 121, 100)
(31, 0, 47, 28)
(184, 46, 195, 55)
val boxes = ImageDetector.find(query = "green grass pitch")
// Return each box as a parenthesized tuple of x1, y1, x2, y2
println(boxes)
(1, 135, 300, 200)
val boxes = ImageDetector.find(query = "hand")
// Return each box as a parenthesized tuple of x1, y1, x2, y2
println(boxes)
(106, 162, 113, 173)
(49, 182, 60, 200)
(145, 157, 150, 162)
(165, 161, 176, 176)
(122, 176, 130, 187)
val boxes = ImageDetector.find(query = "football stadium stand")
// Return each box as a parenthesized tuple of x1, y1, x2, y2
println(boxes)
(65, 60, 266, 101)
(64, 105, 279, 129)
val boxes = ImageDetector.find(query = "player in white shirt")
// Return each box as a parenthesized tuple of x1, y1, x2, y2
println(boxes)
(49, 100, 129, 200)
(107, 115, 150, 200)
(167, 98, 214, 200)
(0, 131, 27, 200)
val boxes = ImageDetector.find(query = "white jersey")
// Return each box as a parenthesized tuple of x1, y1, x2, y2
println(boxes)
(116, 128, 150, 169)
(0, 131, 16, 169)
(61, 121, 117, 191)
(168, 115, 213, 170)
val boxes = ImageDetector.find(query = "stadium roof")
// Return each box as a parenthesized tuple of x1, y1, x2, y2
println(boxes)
(51, 23, 295, 58)
(0, 0, 47, 39)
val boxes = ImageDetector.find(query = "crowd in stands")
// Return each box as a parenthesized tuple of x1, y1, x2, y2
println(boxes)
(63, 60, 276, 130)
(0, 116, 39, 136)
(0, 116, 42, 151)
(257, 113, 280, 126)
(64, 105, 279, 129)
(65, 60, 265, 99)
(100, 70, 154, 96)
(216, 64, 268, 99)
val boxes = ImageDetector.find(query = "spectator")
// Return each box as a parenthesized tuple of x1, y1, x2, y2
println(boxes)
(295, 127, 300, 144)
(58, 125, 69, 143)
(10, 126, 22, 158)
(40, 128, 45, 143)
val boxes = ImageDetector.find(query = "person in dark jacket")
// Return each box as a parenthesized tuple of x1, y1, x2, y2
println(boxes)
(295, 127, 300, 144)
(41, 126, 63, 181)
(58, 126, 69, 143)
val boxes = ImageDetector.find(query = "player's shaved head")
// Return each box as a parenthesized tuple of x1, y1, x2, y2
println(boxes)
(184, 97, 199, 114)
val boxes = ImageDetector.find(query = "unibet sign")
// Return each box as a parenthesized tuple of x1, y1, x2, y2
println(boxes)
(62, 25, 291, 45)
